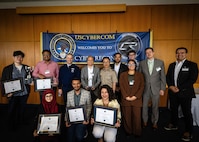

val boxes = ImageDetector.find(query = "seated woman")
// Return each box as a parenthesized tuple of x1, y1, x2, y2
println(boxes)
(91, 85, 121, 142)
(33, 89, 63, 142)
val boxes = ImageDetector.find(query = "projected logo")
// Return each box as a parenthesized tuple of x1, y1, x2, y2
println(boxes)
(50, 34, 76, 60)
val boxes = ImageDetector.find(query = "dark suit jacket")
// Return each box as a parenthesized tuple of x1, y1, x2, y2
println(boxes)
(111, 62, 128, 87)
(166, 59, 198, 98)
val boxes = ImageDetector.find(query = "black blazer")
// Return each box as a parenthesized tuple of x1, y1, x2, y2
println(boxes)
(166, 60, 198, 98)
(111, 62, 128, 87)
(1, 63, 31, 95)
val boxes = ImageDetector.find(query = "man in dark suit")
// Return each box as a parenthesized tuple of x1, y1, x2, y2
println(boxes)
(164, 47, 198, 142)
(111, 52, 128, 102)
(139, 47, 166, 130)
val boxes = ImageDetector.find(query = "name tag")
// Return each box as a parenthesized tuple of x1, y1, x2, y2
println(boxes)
(71, 68, 75, 73)
(129, 80, 134, 85)
(156, 67, 161, 72)
(45, 70, 50, 74)
(182, 67, 189, 71)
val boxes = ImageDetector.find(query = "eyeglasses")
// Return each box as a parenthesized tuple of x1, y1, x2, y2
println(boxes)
(128, 63, 135, 66)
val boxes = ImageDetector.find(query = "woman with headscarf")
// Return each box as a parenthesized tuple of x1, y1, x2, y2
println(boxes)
(33, 89, 63, 142)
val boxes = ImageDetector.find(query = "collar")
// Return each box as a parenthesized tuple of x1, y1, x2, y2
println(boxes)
(176, 59, 186, 64)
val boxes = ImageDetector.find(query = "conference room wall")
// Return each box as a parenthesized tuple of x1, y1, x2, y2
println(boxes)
(0, 4, 198, 106)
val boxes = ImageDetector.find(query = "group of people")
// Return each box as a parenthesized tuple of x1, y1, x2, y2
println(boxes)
(1, 46, 198, 142)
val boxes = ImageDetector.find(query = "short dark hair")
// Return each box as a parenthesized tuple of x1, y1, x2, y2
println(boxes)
(113, 52, 121, 57)
(128, 50, 136, 56)
(13, 50, 25, 58)
(72, 78, 81, 83)
(42, 50, 51, 55)
(102, 57, 110, 62)
(145, 47, 154, 52)
(176, 47, 188, 54)
(98, 85, 116, 101)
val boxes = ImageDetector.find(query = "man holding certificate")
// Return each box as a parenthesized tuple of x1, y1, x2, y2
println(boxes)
(1, 50, 33, 130)
(65, 78, 92, 142)
(91, 85, 121, 142)
(32, 50, 59, 103)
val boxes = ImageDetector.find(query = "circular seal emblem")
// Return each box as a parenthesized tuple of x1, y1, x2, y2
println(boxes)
(115, 33, 143, 59)
(50, 34, 76, 60)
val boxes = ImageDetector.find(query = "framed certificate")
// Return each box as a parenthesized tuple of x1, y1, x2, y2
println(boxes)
(37, 113, 61, 134)
(34, 78, 52, 91)
(93, 105, 117, 127)
(2, 77, 24, 95)
(66, 106, 86, 124)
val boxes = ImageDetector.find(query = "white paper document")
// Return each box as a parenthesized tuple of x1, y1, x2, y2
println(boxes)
(95, 108, 114, 125)
(36, 79, 51, 90)
(39, 116, 58, 132)
(68, 108, 84, 122)
(4, 80, 22, 94)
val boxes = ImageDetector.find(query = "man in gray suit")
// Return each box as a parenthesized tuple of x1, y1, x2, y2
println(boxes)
(139, 47, 166, 130)
(81, 55, 101, 103)
(65, 78, 92, 142)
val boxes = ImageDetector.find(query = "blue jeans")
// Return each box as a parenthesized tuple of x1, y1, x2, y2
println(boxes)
(67, 123, 87, 142)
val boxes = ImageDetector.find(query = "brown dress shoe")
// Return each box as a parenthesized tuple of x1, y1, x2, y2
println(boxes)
(152, 124, 158, 130)
(143, 122, 147, 128)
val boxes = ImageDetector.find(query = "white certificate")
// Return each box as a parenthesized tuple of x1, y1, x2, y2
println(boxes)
(67, 107, 85, 123)
(37, 114, 61, 134)
(94, 105, 117, 127)
(39, 116, 58, 132)
(35, 78, 52, 91)
(2, 78, 23, 95)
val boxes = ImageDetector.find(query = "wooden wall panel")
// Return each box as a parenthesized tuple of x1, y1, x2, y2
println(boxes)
(0, 42, 36, 104)
(0, 9, 34, 42)
(0, 4, 199, 106)
(151, 5, 194, 40)
(33, 14, 72, 41)
(0, 42, 36, 73)
(110, 6, 151, 32)
(153, 40, 192, 72)
(34, 41, 42, 64)
(0, 10, 7, 41)
(193, 5, 199, 39)
(71, 13, 111, 33)
(192, 40, 199, 83)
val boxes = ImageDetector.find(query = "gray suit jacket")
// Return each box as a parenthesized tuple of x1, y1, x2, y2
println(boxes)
(139, 58, 166, 95)
(66, 88, 92, 121)
(81, 65, 101, 96)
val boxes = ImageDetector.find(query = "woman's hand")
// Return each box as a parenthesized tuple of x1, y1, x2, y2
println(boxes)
(126, 96, 137, 101)
(115, 120, 121, 128)
(33, 130, 38, 137)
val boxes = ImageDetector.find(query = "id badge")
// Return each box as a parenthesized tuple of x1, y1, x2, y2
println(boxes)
(129, 80, 134, 85)
(45, 70, 50, 74)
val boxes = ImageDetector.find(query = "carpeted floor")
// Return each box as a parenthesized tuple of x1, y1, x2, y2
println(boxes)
(0, 104, 199, 142)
